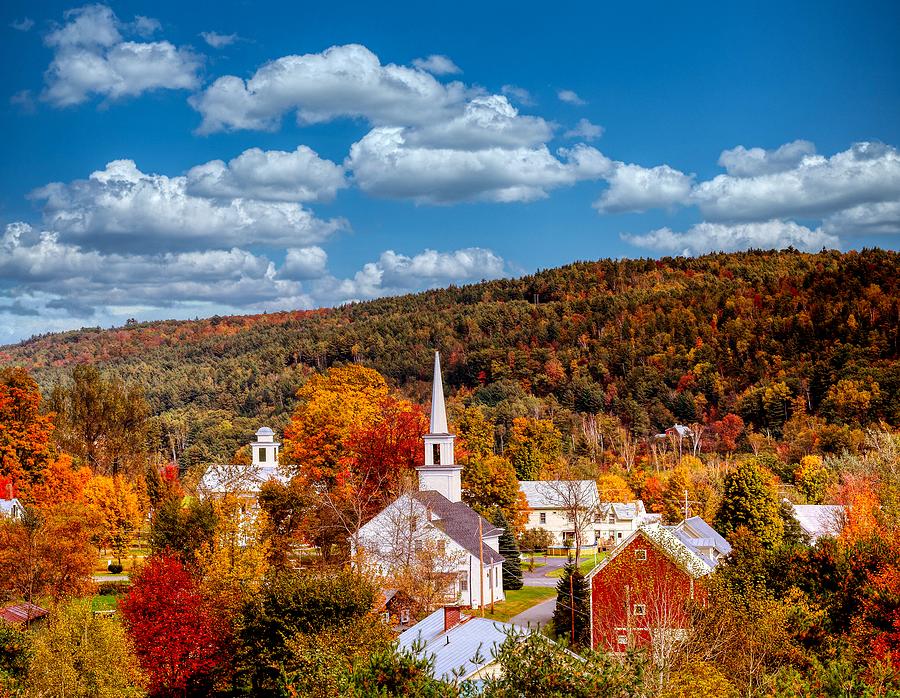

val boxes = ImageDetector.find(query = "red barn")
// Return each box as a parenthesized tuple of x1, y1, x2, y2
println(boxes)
(586, 522, 720, 653)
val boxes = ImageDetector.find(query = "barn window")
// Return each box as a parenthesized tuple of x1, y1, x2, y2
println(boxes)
(617, 634, 628, 645)
(380, 612, 390, 624)
(539, 512, 547, 524)
(399, 609, 410, 624)
(635, 548, 647, 561)
(633, 604, 646, 616)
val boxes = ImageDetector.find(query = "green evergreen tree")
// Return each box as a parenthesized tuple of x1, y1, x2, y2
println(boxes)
(714, 459, 784, 549)
(491, 509, 523, 590)
(779, 499, 809, 547)
(552, 560, 590, 647)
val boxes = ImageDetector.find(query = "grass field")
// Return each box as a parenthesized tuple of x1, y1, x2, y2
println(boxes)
(481, 586, 556, 623)
(90, 594, 119, 613)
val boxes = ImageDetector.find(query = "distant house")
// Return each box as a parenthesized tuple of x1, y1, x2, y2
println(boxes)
(519, 480, 599, 550)
(594, 501, 660, 547)
(789, 503, 845, 543)
(671, 516, 732, 564)
(356, 353, 505, 609)
(0, 602, 48, 627)
(397, 605, 525, 683)
(587, 519, 728, 652)
(0, 497, 24, 521)
(376, 588, 417, 632)
(198, 427, 290, 502)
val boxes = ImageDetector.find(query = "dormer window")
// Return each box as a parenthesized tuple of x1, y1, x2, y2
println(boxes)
(633, 604, 646, 616)
(433, 443, 441, 465)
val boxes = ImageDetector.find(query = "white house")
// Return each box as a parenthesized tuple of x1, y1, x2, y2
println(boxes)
(0, 497, 24, 521)
(519, 480, 599, 549)
(356, 352, 505, 609)
(397, 606, 527, 683)
(198, 426, 290, 500)
(789, 503, 845, 543)
(672, 516, 732, 563)
(594, 501, 661, 547)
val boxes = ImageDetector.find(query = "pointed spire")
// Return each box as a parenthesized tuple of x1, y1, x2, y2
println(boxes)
(430, 351, 449, 434)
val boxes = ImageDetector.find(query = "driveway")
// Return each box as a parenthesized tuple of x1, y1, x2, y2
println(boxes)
(509, 596, 556, 630)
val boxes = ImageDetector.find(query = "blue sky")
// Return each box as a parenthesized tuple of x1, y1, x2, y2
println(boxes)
(1, 0, 899, 343)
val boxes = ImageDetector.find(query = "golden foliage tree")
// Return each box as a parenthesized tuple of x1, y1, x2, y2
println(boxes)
(83, 475, 142, 563)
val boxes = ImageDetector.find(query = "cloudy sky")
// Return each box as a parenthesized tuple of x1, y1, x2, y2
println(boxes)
(2, 1, 899, 344)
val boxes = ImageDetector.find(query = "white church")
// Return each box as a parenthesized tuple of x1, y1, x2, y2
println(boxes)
(355, 352, 506, 609)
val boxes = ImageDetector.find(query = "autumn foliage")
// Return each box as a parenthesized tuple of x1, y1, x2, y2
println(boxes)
(120, 554, 228, 696)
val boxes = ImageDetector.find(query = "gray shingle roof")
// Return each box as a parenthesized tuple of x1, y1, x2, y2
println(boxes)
(413, 490, 504, 565)
(398, 608, 524, 681)
(677, 516, 732, 556)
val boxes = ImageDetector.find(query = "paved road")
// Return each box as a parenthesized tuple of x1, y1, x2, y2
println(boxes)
(509, 596, 556, 630)
(521, 556, 567, 587)
(92, 574, 129, 583)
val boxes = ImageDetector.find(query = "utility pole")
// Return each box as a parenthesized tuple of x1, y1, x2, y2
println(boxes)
(570, 570, 576, 645)
(479, 516, 485, 617)
(684, 489, 689, 521)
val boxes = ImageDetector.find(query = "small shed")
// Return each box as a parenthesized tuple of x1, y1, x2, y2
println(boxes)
(0, 602, 49, 627)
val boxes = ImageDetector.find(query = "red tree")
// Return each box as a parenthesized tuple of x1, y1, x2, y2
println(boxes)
(120, 555, 227, 696)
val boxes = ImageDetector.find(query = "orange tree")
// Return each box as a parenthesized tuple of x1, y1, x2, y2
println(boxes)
(0, 367, 55, 500)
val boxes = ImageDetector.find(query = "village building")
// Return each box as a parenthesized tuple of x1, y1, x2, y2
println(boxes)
(518, 479, 599, 550)
(397, 605, 525, 683)
(789, 503, 845, 543)
(376, 588, 418, 632)
(594, 501, 661, 547)
(671, 515, 732, 564)
(586, 519, 728, 652)
(198, 426, 290, 501)
(0, 497, 24, 521)
(356, 352, 505, 609)
(0, 602, 48, 627)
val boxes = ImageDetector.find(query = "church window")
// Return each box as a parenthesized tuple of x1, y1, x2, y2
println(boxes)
(433, 443, 441, 464)
(258, 448, 266, 463)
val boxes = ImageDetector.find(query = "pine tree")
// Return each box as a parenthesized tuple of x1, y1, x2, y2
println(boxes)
(491, 509, 523, 590)
(552, 561, 590, 647)
(714, 459, 784, 549)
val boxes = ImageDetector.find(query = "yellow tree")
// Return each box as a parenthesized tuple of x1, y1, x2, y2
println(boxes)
(462, 454, 526, 529)
(282, 365, 388, 483)
(83, 475, 142, 564)
(596, 473, 636, 502)
(31, 454, 92, 511)
(506, 417, 563, 480)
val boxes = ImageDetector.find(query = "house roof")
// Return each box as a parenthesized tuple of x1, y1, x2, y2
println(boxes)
(198, 463, 289, 495)
(792, 504, 845, 542)
(676, 516, 732, 556)
(597, 501, 657, 522)
(413, 490, 504, 565)
(518, 480, 599, 510)
(0, 498, 22, 516)
(0, 602, 48, 625)
(586, 523, 716, 581)
(398, 608, 524, 681)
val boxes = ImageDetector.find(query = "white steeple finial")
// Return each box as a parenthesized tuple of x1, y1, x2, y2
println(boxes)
(430, 351, 449, 434)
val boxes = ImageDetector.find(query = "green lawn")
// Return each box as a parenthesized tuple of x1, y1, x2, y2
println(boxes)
(481, 586, 556, 623)
(91, 594, 119, 613)
(547, 554, 605, 578)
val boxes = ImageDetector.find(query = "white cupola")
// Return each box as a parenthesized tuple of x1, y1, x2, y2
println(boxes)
(251, 427, 280, 468)
(416, 352, 462, 502)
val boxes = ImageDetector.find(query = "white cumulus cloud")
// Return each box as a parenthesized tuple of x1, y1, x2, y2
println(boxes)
(200, 31, 238, 48)
(595, 163, 694, 213)
(186, 145, 346, 203)
(41, 4, 201, 107)
(718, 139, 816, 177)
(557, 89, 585, 105)
(412, 54, 461, 75)
(564, 118, 603, 141)
(622, 220, 839, 256)
(30, 159, 344, 252)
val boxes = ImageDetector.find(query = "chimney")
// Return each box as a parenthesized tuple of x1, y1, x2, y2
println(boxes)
(443, 605, 462, 632)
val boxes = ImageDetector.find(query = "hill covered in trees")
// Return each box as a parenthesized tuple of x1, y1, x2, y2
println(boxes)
(4, 248, 897, 435)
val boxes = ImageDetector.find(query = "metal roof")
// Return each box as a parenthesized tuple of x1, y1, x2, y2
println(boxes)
(0, 498, 23, 516)
(398, 608, 525, 681)
(791, 504, 845, 542)
(676, 516, 732, 556)
(0, 602, 48, 625)
(518, 480, 599, 510)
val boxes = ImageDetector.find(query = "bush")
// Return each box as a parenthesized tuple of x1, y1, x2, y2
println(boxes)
(95, 580, 130, 596)
(107, 562, 123, 574)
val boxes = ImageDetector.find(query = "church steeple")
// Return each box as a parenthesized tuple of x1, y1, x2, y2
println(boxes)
(417, 351, 462, 502)
(430, 351, 449, 434)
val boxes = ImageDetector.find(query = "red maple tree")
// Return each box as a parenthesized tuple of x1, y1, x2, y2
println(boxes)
(120, 554, 228, 696)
